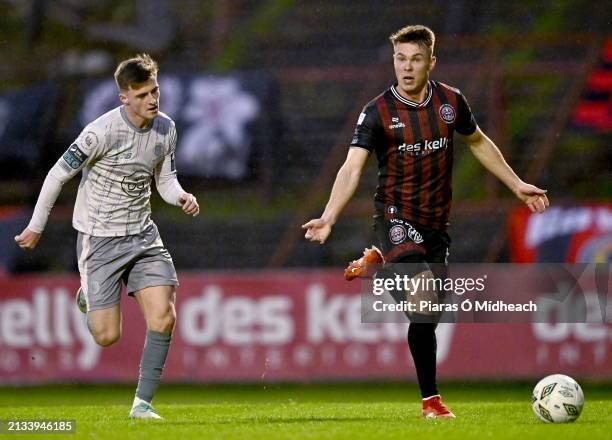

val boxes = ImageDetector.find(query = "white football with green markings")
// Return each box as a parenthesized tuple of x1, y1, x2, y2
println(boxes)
(531, 374, 584, 423)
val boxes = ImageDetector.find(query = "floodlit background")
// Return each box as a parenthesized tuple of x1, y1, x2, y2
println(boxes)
(0, 0, 610, 385)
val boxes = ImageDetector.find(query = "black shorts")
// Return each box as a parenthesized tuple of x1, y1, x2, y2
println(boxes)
(373, 214, 452, 320)
(373, 214, 451, 266)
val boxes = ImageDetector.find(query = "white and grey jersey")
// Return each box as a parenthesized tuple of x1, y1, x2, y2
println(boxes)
(28, 106, 185, 237)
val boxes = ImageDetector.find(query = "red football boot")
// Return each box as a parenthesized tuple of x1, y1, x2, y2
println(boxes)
(343, 246, 384, 281)
(422, 395, 456, 419)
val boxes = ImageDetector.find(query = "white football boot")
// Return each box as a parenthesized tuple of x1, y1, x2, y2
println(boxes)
(129, 396, 163, 420)
(75, 287, 87, 314)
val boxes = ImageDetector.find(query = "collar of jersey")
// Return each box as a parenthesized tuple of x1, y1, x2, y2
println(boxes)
(120, 106, 155, 133)
(391, 81, 433, 108)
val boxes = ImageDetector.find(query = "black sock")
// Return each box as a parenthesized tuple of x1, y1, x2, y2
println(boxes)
(407, 322, 438, 399)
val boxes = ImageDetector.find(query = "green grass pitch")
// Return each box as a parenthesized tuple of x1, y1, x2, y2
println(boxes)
(0, 382, 610, 439)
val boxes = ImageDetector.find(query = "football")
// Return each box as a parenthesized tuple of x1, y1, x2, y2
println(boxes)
(531, 374, 584, 423)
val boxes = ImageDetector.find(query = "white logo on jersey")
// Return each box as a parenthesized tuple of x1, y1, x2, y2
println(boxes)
(388, 120, 406, 129)
(398, 137, 449, 155)
(357, 112, 366, 125)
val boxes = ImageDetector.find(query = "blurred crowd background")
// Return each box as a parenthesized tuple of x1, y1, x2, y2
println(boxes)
(0, 0, 610, 273)
(0, 0, 610, 386)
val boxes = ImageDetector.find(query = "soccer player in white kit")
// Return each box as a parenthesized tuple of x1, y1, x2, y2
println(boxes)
(15, 54, 199, 419)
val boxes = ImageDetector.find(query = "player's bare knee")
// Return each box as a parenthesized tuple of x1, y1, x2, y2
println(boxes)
(92, 327, 121, 346)
(162, 308, 176, 332)
(148, 317, 175, 333)
(148, 307, 176, 333)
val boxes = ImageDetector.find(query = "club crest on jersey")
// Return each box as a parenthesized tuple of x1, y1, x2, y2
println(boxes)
(154, 143, 164, 157)
(439, 104, 456, 123)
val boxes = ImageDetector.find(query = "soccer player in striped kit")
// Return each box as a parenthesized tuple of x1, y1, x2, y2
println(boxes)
(15, 54, 199, 419)
(303, 25, 549, 418)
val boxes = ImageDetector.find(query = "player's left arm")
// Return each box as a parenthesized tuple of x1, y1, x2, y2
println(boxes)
(155, 154, 199, 217)
(154, 124, 199, 217)
(459, 126, 549, 213)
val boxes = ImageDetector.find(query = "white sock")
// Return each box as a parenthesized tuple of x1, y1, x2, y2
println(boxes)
(132, 395, 151, 407)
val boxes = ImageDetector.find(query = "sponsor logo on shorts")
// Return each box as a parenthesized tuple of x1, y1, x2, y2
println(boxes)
(390, 219, 424, 244)
(439, 104, 456, 123)
(389, 225, 406, 244)
(62, 144, 88, 169)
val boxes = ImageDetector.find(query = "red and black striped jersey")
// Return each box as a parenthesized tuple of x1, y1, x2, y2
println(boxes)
(350, 80, 477, 231)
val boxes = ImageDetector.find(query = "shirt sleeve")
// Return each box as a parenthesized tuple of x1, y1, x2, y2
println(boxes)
(155, 123, 185, 206)
(455, 92, 477, 135)
(27, 124, 105, 233)
(349, 103, 383, 153)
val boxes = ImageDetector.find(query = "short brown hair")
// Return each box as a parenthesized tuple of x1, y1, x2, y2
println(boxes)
(389, 25, 435, 55)
(114, 53, 158, 91)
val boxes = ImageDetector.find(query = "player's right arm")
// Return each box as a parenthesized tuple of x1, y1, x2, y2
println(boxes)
(15, 128, 104, 250)
(302, 147, 369, 244)
(303, 103, 380, 244)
